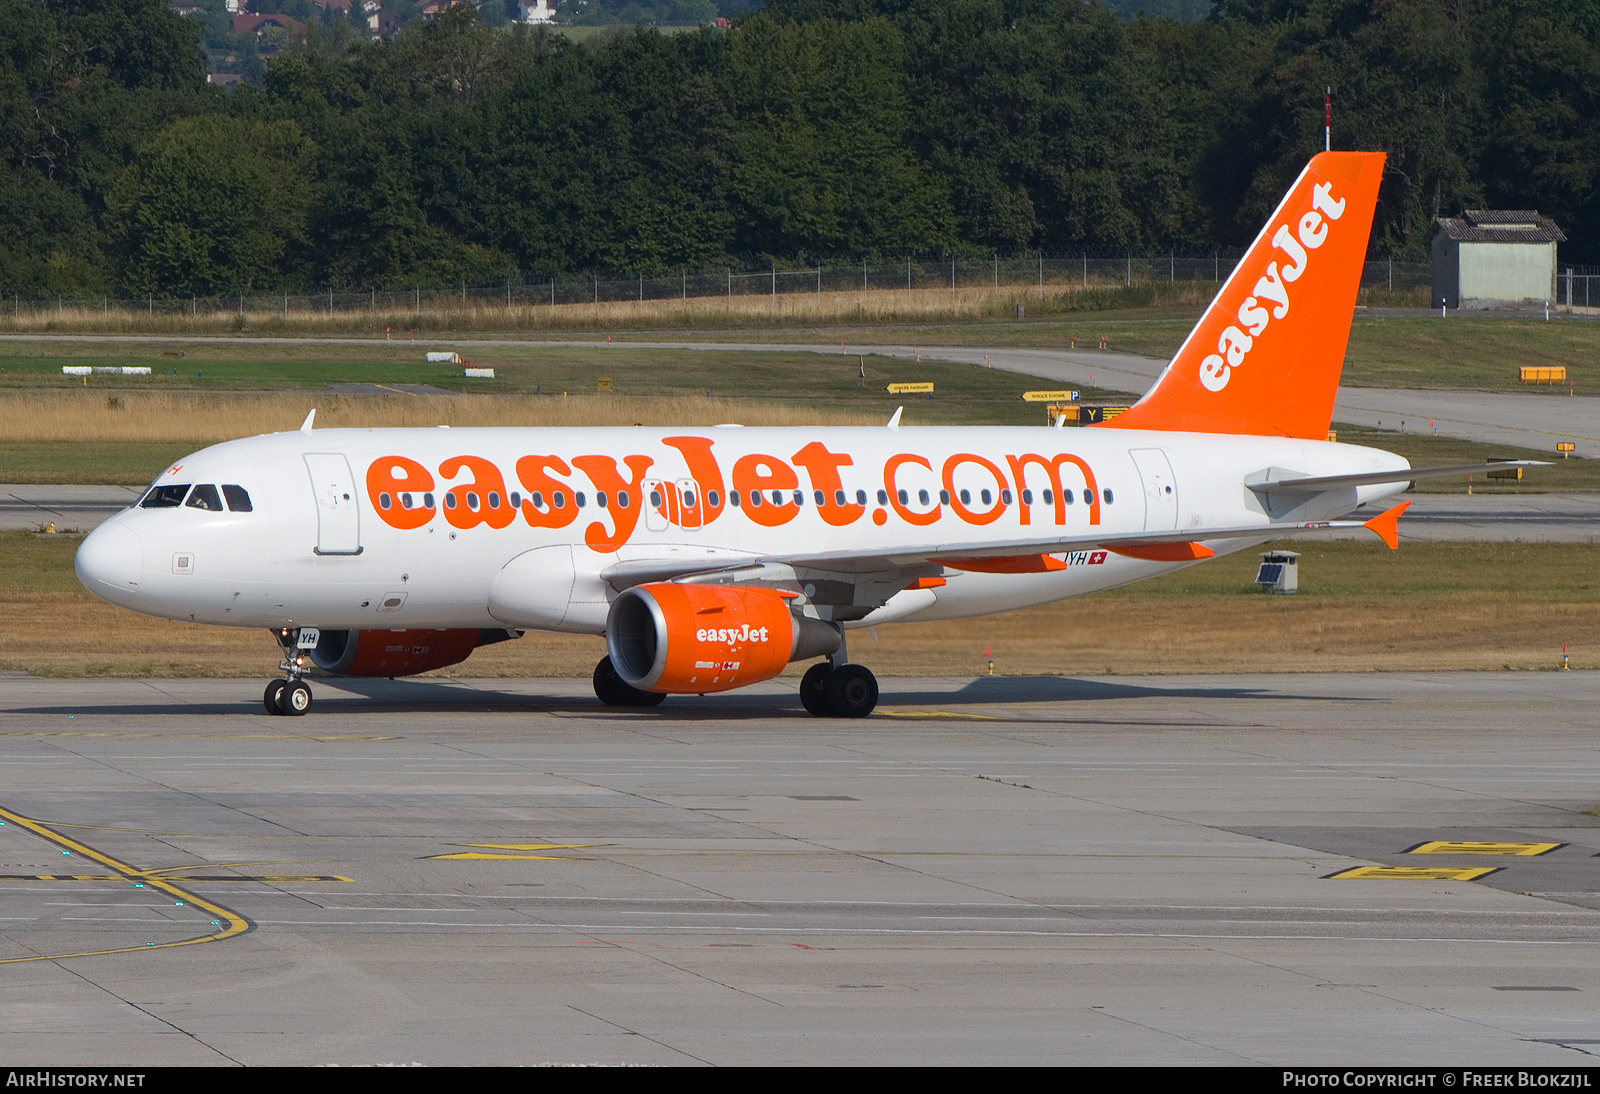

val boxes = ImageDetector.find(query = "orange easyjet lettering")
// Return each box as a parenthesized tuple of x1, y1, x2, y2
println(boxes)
(514, 454, 579, 529)
(572, 453, 654, 551)
(942, 453, 1008, 526)
(884, 453, 939, 526)
(367, 455, 436, 530)
(792, 441, 863, 528)
(663, 436, 726, 527)
(730, 453, 799, 528)
(1005, 453, 1100, 526)
(439, 456, 517, 530)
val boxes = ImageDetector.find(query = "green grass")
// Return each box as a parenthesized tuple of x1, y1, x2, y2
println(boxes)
(0, 345, 500, 393)
(0, 442, 191, 485)
(0, 343, 1128, 424)
(0, 529, 88, 592)
(1341, 317, 1595, 392)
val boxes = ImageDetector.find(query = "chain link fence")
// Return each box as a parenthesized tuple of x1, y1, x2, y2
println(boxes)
(2, 253, 1435, 317)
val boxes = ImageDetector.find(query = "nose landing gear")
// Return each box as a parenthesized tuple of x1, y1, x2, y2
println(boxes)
(264, 627, 314, 716)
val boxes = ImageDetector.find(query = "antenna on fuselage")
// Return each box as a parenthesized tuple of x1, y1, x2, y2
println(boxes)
(300, 409, 316, 434)
(886, 406, 903, 431)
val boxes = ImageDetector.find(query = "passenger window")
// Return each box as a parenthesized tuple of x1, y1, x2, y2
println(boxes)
(222, 485, 252, 512)
(185, 485, 223, 511)
(141, 484, 190, 508)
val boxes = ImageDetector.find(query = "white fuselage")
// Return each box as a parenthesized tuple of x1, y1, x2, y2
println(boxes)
(74, 424, 1410, 635)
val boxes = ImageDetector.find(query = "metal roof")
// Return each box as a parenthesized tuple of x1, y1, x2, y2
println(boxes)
(1436, 210, 1566, 244)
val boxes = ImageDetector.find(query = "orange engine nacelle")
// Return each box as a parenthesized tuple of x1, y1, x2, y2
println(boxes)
(606, 583, 840, 694)
(309, 628, 513, 677)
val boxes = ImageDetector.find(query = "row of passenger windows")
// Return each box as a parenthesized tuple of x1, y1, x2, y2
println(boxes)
(373, 485, 1112, 513)
(375, 489, 619, 512)
(140, 483, 253, 512)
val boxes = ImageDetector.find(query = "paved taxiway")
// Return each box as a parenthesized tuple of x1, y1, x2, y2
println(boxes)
(1, 671, 1597, 1065)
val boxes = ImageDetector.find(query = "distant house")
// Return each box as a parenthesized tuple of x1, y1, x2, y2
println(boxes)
(169, 1, 204, 17)
(519, 0, 555, 23)
(231, 12, 308, 38)
(1431, 210, 1566, 310)
(367, 9, 399, 36)
(312, 0, 352, 11)
(207, 73, 244, 87)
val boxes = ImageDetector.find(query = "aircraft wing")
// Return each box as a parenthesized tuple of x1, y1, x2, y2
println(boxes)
(600, 503, 1412, 599)
(771, 503, 1408, 570)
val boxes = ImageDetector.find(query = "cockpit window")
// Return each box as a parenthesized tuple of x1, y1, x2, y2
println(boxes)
(140, 484, 190, 508)
(222, 484, 252, 512)
(185, 484, 224, 511)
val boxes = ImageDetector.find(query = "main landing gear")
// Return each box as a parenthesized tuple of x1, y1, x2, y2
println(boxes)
(799, 660, 878, 718)
(592, 656, 666, 708)
(264, 627, 314, 717)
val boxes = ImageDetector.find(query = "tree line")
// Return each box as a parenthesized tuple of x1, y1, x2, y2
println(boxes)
(4, 0, 1599, 294)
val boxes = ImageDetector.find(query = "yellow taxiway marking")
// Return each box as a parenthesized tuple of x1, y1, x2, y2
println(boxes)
(429, 852, 570, 861)
(428, 842, 594, 861)
(1406, 841, 1562, 857)
(460, 843, 593, 851)
(0, 732, 392, 740)
(0, 873, 349, 883)
(1329, 866, 1500, 882)
(0, 805, 251, 963)
(877, 711, 998, 720)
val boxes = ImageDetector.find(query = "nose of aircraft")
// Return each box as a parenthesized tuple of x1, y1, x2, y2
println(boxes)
(75, 521, 144, 605)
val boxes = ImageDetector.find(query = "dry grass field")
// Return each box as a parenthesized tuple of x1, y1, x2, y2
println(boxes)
(0, 390, 882, 443)
(0, 283, 1212, 339)
(12, 534, 1595, 680)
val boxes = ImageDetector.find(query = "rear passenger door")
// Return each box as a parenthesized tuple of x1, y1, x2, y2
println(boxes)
(304, 453, 362, 555)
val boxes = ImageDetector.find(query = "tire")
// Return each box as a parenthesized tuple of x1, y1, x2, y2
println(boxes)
(799, 662, 831, 717)
(263, 680, 286, 716)
(281, 680, 313, 717)
(593, 657, 625, 705)
(621, 682, 667, 707)
(823, 664, 878, 718)
(594, 655, 666, 708)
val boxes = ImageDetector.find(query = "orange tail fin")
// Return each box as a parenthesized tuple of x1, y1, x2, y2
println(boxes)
(1104, 152, 1385, 439)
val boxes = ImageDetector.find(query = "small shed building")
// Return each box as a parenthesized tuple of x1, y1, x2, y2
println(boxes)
(1431, 210, 1566, 309)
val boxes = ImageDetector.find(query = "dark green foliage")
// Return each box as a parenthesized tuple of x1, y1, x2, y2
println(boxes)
(109, 114, 315, 292)
(11, 0, 1600, 291)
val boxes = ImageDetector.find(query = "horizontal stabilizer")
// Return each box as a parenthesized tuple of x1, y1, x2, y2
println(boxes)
(1246, 461, 1547, 494)
(1363, 500, 1410, 550)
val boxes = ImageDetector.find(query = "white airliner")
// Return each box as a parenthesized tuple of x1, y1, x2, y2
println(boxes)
(74, 152, 1528, 717)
